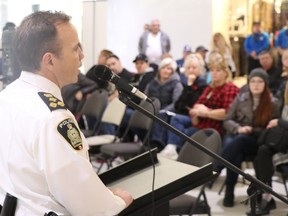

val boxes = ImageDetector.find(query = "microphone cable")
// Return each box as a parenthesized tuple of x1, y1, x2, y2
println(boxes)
(145, 98, 157, 216)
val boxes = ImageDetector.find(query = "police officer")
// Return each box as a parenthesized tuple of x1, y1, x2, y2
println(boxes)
(0, 11, 133, 215)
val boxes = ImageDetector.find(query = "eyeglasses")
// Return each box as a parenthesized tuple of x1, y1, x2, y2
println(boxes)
(249, 80, 264, 84)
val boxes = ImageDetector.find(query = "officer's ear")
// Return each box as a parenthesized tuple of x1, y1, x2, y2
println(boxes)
(42, 53, 54, 68)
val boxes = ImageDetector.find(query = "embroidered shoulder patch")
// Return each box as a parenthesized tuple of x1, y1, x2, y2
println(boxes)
(38, 92, 66, 111)
(57, 118, 83, 150)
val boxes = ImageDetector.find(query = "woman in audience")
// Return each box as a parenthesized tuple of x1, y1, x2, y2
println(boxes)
(211, 32, 236, 78)
(248, 65, 288, 216)
(145, 57, 183, 111)
(217, 68, 280, 208)
(175, 53, 208, 116)
(133, 57, 183, 144)
(159, 51, 239, 160)
(150, 54, 208, 149)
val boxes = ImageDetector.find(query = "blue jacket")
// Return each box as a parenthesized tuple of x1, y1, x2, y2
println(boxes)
(244, 32, 270, 55)
(275, 28, 288, 49)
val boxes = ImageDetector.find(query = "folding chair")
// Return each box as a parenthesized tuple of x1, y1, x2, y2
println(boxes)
(77, 89, 108, 137)
(169, 128, 222, 216)
(99, 98, 161, 166)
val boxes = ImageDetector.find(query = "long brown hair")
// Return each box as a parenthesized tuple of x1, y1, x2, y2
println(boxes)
(253, 86, 273, 127)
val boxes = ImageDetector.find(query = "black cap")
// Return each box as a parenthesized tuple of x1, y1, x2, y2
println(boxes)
(133, 53, 148, 63)
(196, 45, 208, 52)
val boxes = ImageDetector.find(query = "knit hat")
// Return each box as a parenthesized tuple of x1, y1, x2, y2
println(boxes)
(249, 68, 269, 85)
(159, 57, 177, 72)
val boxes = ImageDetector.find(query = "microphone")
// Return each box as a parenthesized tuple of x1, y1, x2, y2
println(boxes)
(93, 64, 150, 101)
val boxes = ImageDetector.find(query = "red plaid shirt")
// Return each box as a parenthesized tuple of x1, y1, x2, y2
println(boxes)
(194, 82, 239, 134)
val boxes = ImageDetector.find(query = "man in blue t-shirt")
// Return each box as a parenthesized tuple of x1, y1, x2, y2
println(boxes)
(244, 21, 270, 74)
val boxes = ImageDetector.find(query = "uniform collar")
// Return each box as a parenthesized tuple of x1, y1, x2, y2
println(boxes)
(19, 71, 63, 101)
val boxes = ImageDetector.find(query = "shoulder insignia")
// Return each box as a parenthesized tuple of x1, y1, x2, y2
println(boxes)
(57, 118, 83, 150)
(38, 92, 66, 111)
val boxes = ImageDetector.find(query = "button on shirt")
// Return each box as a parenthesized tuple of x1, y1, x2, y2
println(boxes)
(0, 72, 126, 216)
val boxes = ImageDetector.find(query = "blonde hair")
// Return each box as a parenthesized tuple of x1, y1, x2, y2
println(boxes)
(183, 53, 205, 76)
(285, 81, 288, 105)
(211, 32, 232, 56)
(208, 51, 232, 84)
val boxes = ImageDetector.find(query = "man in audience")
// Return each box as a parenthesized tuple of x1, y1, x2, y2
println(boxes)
(131, 53, 156, 95)
(196, 45, 209, 73)
(258, 50, 283, 95)
(176, 45, 192, 69)
(106, 54, 133, 83)
(138, 19, 171, 66)
(244, 21, 270, 74)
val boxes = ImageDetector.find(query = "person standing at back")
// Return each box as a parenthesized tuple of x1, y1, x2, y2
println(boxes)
(244, 21, 270, 74)
(0, 11, 132, 216)
(138, 19, 171, 66)
(211, 32, 236, 78)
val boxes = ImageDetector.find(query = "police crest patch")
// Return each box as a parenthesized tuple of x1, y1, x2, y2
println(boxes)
(38, 92, 66, 111)
(57, 118, 83, 150)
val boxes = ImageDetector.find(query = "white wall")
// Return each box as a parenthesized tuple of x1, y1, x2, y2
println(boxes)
(105, 0, 213, 72)
(82, 0, 214, 72)
(82, 0, 108, 72)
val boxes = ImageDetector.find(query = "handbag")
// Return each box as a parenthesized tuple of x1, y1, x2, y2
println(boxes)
(258, 126, 288, 153)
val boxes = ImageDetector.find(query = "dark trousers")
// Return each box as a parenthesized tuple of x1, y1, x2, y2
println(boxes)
(248, 56, 261, 75)
(253, 145, 277, 187)
(220, 134, 258, 185)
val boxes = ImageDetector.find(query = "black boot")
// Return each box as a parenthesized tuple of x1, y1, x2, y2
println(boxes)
(223, 184, 235, 207)
(246, 198, 276, 216)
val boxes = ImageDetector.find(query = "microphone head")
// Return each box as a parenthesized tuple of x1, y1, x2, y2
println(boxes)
(93, 64, 113, 82)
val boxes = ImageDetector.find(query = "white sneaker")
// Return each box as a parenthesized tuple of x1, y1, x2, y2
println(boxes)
(159, 144, 178, 160)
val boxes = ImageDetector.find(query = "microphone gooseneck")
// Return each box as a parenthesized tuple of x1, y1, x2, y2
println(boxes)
(93, 64, 149, 101)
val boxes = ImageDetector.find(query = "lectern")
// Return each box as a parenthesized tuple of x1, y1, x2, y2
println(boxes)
(99, 149, 215, 216)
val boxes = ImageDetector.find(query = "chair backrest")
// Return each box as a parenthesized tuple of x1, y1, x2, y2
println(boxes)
(79, 89, 108, 119)
(121, 98, 161, 142)
(177, 128, 222, 167)
(100, 97, 126, 125)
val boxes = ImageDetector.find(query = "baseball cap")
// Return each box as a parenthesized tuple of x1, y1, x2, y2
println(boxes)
(133, 53, 148, 63)
(196, 45, 208, 52)
(183, 45, 192, 52)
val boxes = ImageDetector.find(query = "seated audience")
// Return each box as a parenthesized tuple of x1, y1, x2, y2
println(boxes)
(135, 57, 183, 145)
(249, 67, 288, 216)
(175, 53, 207, 116)
(130, 53, 156, 101)
(258, 50, 283, 95)
(85, 49, 114, 89)
(196, 45, 209, 73)
(149, 54, 208, 149)
(61, 73, 99, 116)
(216, 68, 280, 208)
(97, 49, 113, 65)
(159, 51, 239, 160)
(176, 44, 192, 69)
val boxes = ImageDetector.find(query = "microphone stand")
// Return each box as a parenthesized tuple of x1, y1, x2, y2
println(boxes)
(118, 93, 288, 215)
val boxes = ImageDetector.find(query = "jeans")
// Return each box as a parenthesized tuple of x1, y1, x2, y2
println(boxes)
(166, 114, 199, 149)
(220, 134, 258, 185)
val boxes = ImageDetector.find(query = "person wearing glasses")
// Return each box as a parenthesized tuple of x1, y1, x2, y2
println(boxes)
(216, 68, 280, 208)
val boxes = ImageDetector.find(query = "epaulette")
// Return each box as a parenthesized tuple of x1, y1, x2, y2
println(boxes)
(38, 92, 66, 112)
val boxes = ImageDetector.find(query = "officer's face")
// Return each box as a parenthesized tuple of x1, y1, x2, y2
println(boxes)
(53, 23, 84, 87)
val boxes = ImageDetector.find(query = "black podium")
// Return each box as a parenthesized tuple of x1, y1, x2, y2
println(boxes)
(99, 149, 215, 216)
